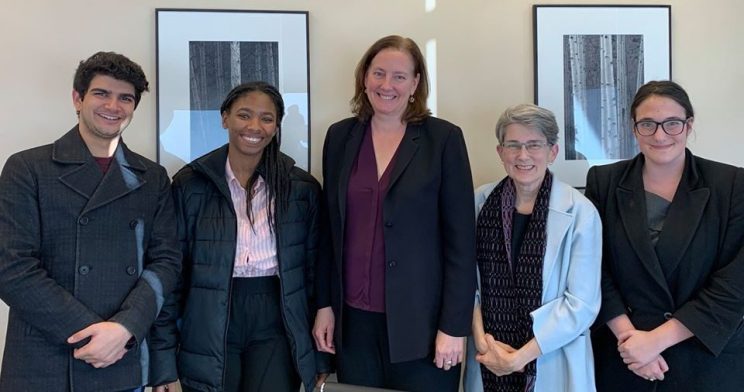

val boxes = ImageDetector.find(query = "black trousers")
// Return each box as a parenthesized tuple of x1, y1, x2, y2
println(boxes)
(183, 276, 300, 392)
(337, 305, 461, 392)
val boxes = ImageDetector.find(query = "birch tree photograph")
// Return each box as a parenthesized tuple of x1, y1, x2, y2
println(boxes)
(156, 10, 310, 176)
(533, 5, 670, 186)
(188, 41, 279, 159)
(563, 34, 643, 161)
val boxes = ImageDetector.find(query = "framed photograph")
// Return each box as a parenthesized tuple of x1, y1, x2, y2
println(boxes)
(156, 9, 310, 176)
(533, 5, 671, 187)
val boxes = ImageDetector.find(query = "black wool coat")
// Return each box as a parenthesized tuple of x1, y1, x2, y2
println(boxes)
(0, 127, 181, 392)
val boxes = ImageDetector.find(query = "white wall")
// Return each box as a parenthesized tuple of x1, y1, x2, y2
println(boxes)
(2, 0, 744, 367)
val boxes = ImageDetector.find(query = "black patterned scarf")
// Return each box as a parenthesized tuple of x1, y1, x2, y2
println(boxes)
(476, 171, 552, 392)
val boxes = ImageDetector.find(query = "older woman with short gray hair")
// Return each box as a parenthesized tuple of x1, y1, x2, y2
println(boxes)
(464, 104, 602, 392)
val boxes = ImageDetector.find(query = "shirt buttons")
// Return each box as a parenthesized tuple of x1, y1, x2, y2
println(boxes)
(388, 261, 397, 268)
(78, 216, 89, 225)
(663, 312, 673, 320)
(78, 265, 90, 275)
(129, 220, 139, 229)
(126, 266, 137, 276)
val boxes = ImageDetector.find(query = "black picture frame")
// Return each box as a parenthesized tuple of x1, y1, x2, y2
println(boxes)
(534, 4, 671, 187)
(155, 9, 311, 175)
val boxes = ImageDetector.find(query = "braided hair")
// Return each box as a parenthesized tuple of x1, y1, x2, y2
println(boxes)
(220, 81, 289, 232)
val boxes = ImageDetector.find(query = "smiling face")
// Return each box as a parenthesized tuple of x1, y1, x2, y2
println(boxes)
(73, 74, 136, 144)
(364, 48, 420, 120)
(633, 94, 692, 169)
(223, 91, 278, 162)
(497, 123, 558, 191)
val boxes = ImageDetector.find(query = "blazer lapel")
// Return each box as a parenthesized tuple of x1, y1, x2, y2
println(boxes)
(55, 127, 103, 200)
(654, 152, 710, 276)
(337, 121, 366, 225)
(82, 141, 146, 214)
(616, 157, 673, 300)
(387, 122, 421, 191)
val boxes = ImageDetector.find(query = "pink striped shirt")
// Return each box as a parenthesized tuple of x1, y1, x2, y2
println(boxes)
(226, 158, 278, 278)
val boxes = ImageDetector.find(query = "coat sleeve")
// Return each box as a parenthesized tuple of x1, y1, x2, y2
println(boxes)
(147, 172, 192, 385)
(0, 153, 103, 345)
(437, 126, 477, 336)
(673, 167, 744, 355)
(584, 166, 628, 327)
(109, 166, 182, 344)
(303, 175, 335, 373)
(531, 195, 602, 355)
(315, 127, 335, 310)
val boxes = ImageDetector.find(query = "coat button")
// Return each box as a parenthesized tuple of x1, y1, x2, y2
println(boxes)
(126, 266, 137, 275)
(663, 312, 673, 320)
(388, 260, 397, 268)
(78, 216, 89, 225)
(129, 220, 139, 229)
(79, 265, 90, 275)
(384, 221, 393, 228)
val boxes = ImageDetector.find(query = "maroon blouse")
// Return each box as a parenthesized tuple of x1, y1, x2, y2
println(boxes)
(343, 127, 398, 313)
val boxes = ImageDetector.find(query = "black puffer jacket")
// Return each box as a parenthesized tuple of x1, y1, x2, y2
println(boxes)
(148, 145, 328, 391)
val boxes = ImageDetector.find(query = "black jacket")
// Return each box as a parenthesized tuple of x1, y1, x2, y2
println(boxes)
(148, 145, 328, 392)
(586, 150, 744, 392)
(317, 116, 477, 363)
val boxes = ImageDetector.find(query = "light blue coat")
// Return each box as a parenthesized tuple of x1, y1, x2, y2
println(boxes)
(464, 178, 602, 392)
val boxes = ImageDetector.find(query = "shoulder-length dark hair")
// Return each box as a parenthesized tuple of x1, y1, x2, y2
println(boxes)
(221, 81, 288, 232)
(350, 35, 431, 123)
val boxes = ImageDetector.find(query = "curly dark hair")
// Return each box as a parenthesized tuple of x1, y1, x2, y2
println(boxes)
(73, 51, 149, 108)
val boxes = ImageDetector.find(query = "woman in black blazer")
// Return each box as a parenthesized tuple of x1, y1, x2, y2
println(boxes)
(312, 35, 477, 392)
(586, 80, 744, 391)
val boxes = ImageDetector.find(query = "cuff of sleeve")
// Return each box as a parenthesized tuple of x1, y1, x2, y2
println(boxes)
(315, 351, 334, 374)
(148, 348, 179, 386)
(593, 298, 627, 329)
(674, 307, 735, 356)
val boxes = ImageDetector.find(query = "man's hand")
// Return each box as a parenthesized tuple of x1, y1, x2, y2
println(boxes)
(68, 321, 133, 368)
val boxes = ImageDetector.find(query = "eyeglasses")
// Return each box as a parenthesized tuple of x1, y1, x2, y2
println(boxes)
(634, 118, 690, 136)
(500, 141, 551, 153)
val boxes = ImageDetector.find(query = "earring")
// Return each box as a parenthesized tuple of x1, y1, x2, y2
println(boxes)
(409, 95, 415, 103)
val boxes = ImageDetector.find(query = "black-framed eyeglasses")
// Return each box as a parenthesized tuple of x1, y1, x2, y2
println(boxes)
(633, 118, 691, 136)
(500, 141, 552, 153)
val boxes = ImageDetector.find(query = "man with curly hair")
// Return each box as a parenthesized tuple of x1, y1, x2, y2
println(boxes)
(0, 51, 181, 392)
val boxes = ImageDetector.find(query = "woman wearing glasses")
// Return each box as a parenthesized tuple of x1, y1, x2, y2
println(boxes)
(464, 104, 602, 392)
(586, 80, 744, 391)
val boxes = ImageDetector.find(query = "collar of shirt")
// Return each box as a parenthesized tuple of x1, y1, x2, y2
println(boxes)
(225, 157, 265, 194)
(224, 156, 277, 277)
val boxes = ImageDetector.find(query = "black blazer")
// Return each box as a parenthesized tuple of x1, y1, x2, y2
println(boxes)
(585, 150, 744, 391)
(317, 116, 477, 363)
